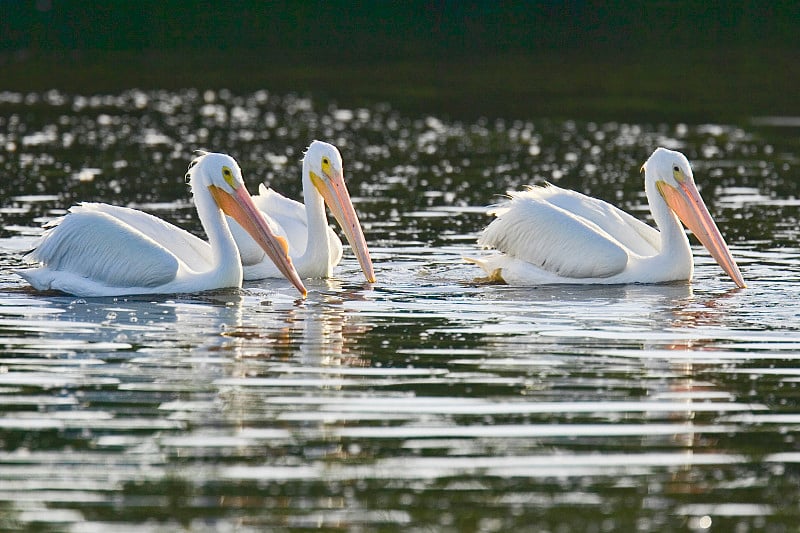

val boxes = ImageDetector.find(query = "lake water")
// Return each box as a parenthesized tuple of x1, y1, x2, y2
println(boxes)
(1, 89, 800, 531)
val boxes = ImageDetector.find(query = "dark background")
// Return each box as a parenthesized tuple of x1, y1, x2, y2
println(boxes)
(2, 0, 799, 121)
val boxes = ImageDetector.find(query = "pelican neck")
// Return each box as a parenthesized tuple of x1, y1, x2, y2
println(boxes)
(299, 162, 332, 264)
(191, 173, 241, 273)
(644, 172, 691, 259)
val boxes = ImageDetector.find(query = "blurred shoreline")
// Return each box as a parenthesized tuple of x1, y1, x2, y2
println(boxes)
(2, 2, 798, 123)
(2, 47, 798, 123)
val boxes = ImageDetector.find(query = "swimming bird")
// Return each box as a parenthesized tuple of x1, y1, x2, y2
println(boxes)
(467, 147, 746, 288)
(229, 140, 375, 282)
(18, 152, 307, 297)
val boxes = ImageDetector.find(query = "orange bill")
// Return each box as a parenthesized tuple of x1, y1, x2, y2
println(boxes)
(210, 184, 308, 296)
(310, 169, 376, 283)
(657, 180, 746, 288)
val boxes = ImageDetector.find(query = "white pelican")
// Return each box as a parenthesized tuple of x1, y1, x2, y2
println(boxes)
(229, 140, 376, 282)
(18, 152, 307, 297)
(467, 147, 746, 288)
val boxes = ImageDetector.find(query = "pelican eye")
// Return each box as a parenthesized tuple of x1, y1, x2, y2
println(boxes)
(221, 165, 237, 188)
(321, 156, 332, 176)
(672, 164, 685, 182)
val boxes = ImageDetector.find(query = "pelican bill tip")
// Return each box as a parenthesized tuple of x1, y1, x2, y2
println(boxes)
(728, 271, 746, 289)
(293, 278, 308, 297)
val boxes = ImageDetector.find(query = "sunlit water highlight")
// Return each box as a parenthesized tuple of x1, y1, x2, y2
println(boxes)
(1, 89, 799, 531)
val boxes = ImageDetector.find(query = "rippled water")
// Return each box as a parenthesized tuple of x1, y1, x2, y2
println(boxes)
(1, 89, 800, 531)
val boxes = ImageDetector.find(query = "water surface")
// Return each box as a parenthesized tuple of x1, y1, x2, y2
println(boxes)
(1, 89, 799, 531)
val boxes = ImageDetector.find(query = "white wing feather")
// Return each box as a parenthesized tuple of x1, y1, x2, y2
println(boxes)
(70, 203, 212, 270)
(234, 184, 341, 262)
(534, 184, 660, 254)
(479, 187, 630, 279)
(253, 185, 312, 255)
(229, 183, 345, 279)
(25, 206, 180, 288)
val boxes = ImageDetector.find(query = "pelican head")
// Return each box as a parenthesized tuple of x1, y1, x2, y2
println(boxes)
(644, 147, 746, 288)
(190, 152, 307, 296)
(303, 140, 376, 283)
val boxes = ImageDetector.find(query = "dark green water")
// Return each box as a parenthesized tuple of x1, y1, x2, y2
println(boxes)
(1, 86, 800, 531)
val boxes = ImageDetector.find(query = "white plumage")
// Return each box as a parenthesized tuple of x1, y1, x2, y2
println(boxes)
(234, 184, 342, 276)
(469, 147, 746, 288)
(18, 152, 306, 297)
(229, 140, 375, 282)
